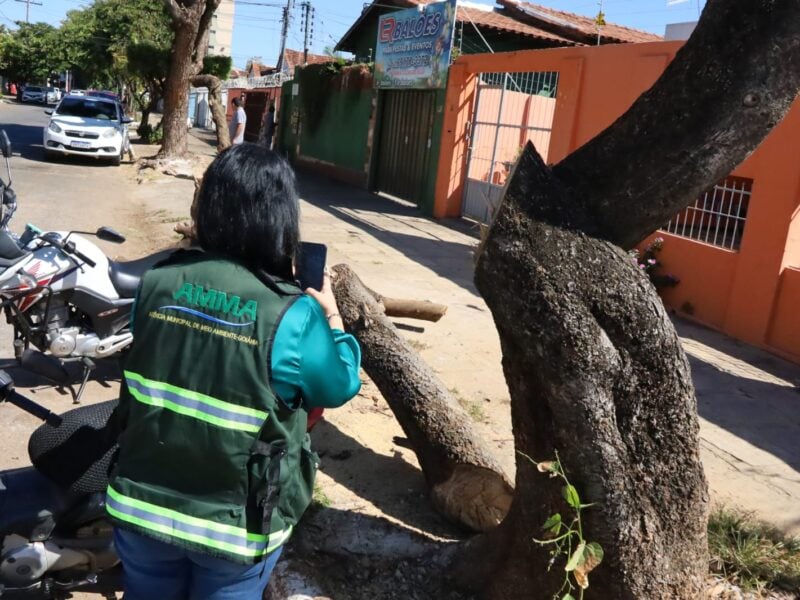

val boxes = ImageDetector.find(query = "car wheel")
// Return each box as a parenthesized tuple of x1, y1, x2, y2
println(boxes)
(43, 149, 56, 161)
(111, 151, 122, 167)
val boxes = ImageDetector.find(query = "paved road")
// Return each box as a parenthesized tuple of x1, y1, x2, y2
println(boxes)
(0, 101, 147, 599)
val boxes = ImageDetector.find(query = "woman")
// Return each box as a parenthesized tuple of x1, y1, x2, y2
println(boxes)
(107, 143, 361, 599)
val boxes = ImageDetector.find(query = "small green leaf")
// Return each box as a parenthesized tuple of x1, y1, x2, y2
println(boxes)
(585, 541, 604, 565)
(563, 484, 581, 509)
(542, 513, 562, 534)
(565, 541, 586, 572)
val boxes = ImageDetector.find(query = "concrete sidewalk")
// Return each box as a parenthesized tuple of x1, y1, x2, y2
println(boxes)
(295, 171, 800, 536)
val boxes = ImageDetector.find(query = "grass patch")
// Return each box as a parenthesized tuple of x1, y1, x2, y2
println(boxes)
(708, 506, 800, 594)
(450, 387, 487, 423)
(408, 339, 430, 352)
(312, 484, 333, 509)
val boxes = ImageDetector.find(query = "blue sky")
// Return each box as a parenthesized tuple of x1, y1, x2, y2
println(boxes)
(0, 0, 706, 69)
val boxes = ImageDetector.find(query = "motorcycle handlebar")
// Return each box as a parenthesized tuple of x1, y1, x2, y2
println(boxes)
(5, 389, 63, 427)
(0, 370, 63, 427)
(72, 249, 96, 268)
(61, 239, 97, 268)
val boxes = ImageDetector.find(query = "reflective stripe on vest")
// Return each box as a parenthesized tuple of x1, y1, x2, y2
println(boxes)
(124, 371, 268, 433)
(107, 486, 292, 558)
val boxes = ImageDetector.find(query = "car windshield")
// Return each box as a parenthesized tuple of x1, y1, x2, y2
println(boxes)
(55, 98, 118, 121)
(27, 87, 41, 92)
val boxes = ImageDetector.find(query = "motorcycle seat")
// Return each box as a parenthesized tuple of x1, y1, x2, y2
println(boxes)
(108, 249, 176, 298)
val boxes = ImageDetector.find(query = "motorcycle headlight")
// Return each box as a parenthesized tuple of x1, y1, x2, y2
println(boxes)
(48, 121, 63, 134)
(102, 128, 120, 139)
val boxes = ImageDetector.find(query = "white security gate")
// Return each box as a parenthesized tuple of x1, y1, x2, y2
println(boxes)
(462, 71, 559, 223)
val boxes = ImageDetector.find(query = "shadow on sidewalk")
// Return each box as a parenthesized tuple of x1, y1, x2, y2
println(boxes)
(677, 320, 800, 474)
(297, 171, 482, 294)
(311, 418, 464, 538)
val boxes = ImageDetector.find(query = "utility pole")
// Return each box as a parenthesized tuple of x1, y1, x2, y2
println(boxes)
(276, 0, 294, 73)
(300, 2, 314, 65)
(15, 0, 43, 24)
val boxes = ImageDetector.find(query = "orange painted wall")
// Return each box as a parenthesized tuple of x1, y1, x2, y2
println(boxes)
(768, 268, 800, 362)
(640, 232, 739, 329)
(435, 42, 800, 362)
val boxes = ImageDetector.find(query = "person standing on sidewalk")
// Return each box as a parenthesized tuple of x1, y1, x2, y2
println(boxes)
(229, 96, 247, 145)
(107, 143, 361, 600)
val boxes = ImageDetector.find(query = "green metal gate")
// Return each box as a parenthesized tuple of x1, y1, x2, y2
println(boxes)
(374, 90, 436, 205)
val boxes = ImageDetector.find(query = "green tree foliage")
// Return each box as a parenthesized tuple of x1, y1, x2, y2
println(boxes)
(2, 22, 65, 84)
(0, 0, 172, 121)
(202, 55, 232, 81)
(60, 0, 172, 97)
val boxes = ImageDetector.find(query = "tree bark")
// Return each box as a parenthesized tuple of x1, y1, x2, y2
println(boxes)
(332, 264, 513, 533)
(158, 0, 222, 158)
(192, 74, 230, 150)
(454, 1, 800, 598)
(159, 20, 198, 157)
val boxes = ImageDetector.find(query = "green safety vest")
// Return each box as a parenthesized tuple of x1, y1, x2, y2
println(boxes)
(106, 251, 316, 564)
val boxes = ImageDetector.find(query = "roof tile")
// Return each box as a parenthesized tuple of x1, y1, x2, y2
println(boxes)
(501, 0, 662, 44)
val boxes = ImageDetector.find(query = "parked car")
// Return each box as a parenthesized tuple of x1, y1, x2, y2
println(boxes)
(21, 85, 46, 103)
(42, 96, 133, 166)
(45, 87, 61, 104)
(68, 89, 86, 96)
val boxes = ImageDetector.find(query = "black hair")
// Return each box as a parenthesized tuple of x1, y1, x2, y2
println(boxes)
(232, 96, 243, 107)
(195, 143, 299, 282)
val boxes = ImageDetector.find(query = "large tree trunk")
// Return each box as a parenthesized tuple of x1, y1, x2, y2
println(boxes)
(192, 73, 230, 150)
(159, 0, 221, 158)
(159, 23, 198, 157)
(332, 265, 513, 533)
(451, 0, 800, 598)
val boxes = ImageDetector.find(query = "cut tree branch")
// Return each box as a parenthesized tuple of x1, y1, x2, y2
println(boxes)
(380, 298, 447, 322)
(332, 264, 513, 533)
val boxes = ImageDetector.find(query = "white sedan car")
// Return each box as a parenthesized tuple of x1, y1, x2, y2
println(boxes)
(43, 96, 132, 166)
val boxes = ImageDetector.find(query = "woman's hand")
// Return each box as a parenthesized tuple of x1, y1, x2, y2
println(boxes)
(305, 271, 345, 331)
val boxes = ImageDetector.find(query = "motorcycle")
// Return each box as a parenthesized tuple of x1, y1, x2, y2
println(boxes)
(0, 130, 173, 402)
(0, 370, 121, 599)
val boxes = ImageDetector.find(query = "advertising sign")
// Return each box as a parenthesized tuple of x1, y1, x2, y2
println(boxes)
(374, 0, 457, 90)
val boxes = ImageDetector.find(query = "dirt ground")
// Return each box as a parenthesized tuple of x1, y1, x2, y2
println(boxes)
(0, 111, 797, 599)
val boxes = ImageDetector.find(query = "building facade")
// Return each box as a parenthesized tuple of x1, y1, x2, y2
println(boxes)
(209, 0, 235, 57)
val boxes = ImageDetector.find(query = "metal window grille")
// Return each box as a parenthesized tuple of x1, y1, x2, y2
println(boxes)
(662, 177, 753, 250)
(469, 71, 560, 181)
(461, 71, 560, 223)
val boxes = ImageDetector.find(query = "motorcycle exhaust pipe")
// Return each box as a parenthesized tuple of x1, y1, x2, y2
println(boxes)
(20, 349, 71, 386)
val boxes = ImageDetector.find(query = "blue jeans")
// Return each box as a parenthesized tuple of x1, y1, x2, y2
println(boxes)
(114, 528, 283, 600)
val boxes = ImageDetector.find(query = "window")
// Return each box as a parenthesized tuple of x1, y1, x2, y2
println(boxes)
(662, 176, 752, 250)
(56, 98, 118, 121)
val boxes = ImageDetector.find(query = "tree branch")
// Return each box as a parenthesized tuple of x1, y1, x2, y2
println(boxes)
(191, 0, 222, 74)
(162, 0, 187, 25)
(552, 0, 800, 248)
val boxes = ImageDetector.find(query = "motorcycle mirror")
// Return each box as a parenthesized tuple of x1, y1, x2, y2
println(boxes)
(0, 131, 11, 159)
(96, 226, 126, 244)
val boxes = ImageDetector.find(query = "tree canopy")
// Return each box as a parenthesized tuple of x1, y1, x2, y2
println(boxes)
(0, 0, 172, 96)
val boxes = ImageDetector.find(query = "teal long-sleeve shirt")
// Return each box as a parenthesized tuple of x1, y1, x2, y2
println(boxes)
(271, 294, 361, 409)
(130, 292, 361, 410)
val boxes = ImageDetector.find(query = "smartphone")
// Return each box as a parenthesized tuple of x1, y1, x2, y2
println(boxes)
(297, 242, 327, 291)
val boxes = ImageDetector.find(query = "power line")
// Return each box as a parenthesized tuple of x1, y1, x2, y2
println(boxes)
(14, 0, 42, 23)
